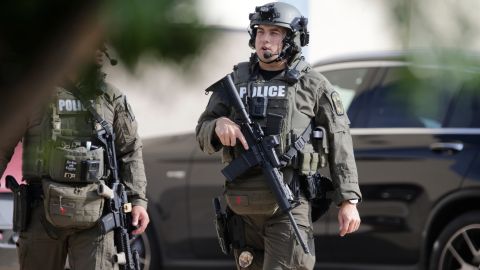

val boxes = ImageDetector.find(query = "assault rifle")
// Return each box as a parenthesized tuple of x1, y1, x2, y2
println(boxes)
(220, 74, 310, 254)
(95, 121, 141, 270)
(73, 89, 140, 270)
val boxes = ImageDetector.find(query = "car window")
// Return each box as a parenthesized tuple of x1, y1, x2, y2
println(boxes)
(444, 79, 480, 128)
(321, 68, 374, 127)
(365, 67, 458, 128)
(322, 68, 369, 111)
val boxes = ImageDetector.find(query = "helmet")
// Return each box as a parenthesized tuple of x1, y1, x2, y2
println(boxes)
(248, 2, 309, 58)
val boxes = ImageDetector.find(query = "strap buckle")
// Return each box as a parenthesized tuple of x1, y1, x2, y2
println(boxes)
(293, 136, 307, 151)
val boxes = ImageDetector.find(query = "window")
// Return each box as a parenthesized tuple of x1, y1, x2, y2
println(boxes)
(322, 68, 373, 127)
(322, 68, 369, 111)
(444, 78, 480, 128)
(365, 67, 458, 128)
(321, 65, 477, 129)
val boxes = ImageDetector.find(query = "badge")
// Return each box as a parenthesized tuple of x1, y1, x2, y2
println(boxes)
(238, 250, 254, 268)
(331, 91, 345, 116)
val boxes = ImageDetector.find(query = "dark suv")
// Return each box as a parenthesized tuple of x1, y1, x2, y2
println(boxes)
(143, 51, 480, 270)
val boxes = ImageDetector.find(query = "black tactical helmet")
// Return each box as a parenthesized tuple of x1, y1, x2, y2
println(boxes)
(248, 2, 309, 58)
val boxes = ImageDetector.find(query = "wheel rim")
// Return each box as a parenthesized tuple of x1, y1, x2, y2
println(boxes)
(130, 233, 152, 270)
(439, 224, 480, 270)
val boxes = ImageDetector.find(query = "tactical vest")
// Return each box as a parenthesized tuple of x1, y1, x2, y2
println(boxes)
(223, 58, 329, 216)
(225, 58, 327, 175)
(22, 81, 115, 183)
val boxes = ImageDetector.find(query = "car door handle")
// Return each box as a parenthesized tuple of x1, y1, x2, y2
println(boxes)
(430, 142, 464, 152)
(166, 170, 187, 179)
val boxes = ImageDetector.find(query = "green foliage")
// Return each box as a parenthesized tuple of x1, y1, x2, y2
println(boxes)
(0, 0, 212, 81)
(101, 0, 213, 68)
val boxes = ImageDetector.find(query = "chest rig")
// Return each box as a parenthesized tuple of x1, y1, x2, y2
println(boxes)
(228, 58, 322, 173)
(22, 84, 114, 183)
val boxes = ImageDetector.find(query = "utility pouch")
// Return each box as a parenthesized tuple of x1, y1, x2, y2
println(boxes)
(42, 179, 104, 229)
(49, 146, 104, 183)
(12, 184, 30, 232)
(249, 96, 268, 118)
(297, 144, 320, 176)
(312, 126, 328, 168)
(266, 113, 283, 136)
(224, 173, 278, 216)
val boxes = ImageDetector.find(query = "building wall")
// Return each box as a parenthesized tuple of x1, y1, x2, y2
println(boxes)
(106, 0, 480, 137)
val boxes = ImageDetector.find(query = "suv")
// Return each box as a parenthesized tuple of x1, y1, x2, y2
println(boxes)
(142, 50, 480, 270)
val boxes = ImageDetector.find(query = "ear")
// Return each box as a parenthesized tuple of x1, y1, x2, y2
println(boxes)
(248, 28, 257, 49)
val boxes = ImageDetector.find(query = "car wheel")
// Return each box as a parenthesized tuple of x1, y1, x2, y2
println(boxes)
(429, 211, 480, 270)
(130, 232, 153, 270)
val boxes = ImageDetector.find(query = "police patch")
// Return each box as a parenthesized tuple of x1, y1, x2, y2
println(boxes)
(331, 91, 345, 116)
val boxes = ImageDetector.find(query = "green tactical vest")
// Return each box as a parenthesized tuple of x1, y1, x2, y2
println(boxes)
(224, 58, 327, 175)
(223, 58, 328, 216)
(22, 78, 116, 182)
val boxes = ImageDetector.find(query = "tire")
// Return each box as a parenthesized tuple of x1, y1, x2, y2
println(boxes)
(130, 226, 162, 270)
(429, 211, 480, 270)
(130, 232, 153, 270)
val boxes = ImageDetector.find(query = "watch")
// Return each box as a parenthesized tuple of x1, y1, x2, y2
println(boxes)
(347, 199, 359, 205)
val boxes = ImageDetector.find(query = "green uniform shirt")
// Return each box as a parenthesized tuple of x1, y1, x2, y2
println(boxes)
(196, 62, 361, 205)
(0, 72, 148, 209)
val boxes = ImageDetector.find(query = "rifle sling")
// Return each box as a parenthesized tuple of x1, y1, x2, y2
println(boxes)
(280, 122, 313, 166)
(70, 87, 114, 138)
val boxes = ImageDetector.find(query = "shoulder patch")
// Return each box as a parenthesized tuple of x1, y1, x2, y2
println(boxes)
(124, 97, 135, 121)
(331, 91, 345, 116)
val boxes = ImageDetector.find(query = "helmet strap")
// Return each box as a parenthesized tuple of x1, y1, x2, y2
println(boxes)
(255, 31, 296, 64)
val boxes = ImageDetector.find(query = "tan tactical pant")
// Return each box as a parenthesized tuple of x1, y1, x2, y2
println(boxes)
(233, 198, 316, 270)
(16, 202, 117, 270)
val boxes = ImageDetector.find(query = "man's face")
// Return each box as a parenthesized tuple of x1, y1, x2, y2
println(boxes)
(255, 24, 287, 63)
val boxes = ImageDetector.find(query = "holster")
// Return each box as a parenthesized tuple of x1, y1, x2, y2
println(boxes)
(212, 197, 246, 255)
(213, 197, 232, 255)
(300, 173, 334, 222)
(228, 214, 246, 250)
(11, 184, 32, 232)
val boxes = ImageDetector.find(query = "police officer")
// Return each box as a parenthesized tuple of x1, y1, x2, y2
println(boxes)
(0, 46, 149, 269)
(196, 2, 361, 269)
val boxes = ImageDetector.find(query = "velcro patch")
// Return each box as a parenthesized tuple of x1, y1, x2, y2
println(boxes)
(227, 195, 249, 206)
(331, 91, 345, 116)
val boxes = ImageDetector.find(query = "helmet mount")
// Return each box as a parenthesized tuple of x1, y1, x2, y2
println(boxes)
(248, 2, 309, 62)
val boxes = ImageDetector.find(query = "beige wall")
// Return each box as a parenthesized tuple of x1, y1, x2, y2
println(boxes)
(105, 0, 480, 138)
(105, 30, 252, 138)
